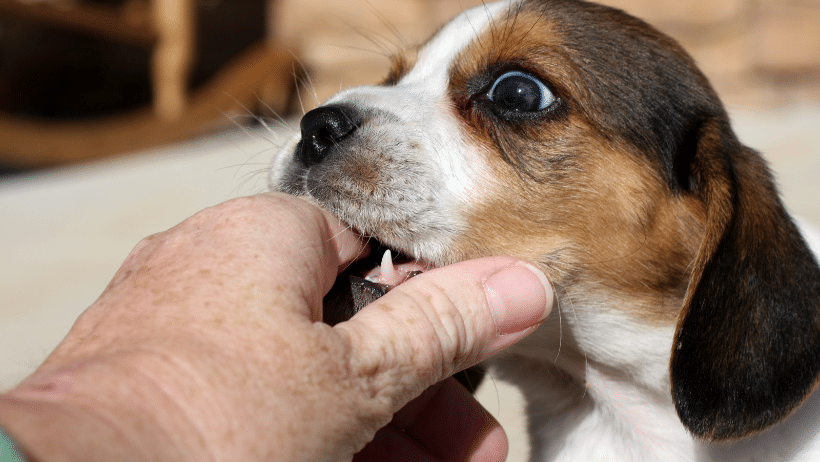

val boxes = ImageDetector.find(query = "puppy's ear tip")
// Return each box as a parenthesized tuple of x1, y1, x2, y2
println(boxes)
(671, 263, 820, 440)
(672, 370, 811, 441)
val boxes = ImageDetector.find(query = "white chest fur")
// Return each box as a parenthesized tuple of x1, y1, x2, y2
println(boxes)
(489, 222, 820, 462)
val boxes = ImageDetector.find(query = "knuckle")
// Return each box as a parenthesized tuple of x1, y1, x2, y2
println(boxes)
(336, 274, 490, 424)
(362, 278, 483, 379)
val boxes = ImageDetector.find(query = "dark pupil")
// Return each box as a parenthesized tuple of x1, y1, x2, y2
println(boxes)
(495, 76, 540, 111)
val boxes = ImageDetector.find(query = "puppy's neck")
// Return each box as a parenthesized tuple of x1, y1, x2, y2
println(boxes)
(493, 353, 695, 461)
(491, 290, 696, 461)
(493, 284, 820, 461)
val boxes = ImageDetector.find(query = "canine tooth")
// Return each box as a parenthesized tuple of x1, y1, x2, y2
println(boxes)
(381, 249, 397, 282)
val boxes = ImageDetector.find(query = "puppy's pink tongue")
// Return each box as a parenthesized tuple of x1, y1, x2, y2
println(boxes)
(364, 249, 427, 288)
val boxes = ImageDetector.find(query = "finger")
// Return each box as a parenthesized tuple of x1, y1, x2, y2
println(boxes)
(354, 379, 506, 462)
(87, 194, 368, 331)
(217, 194, 368, 319)
(290, 195, 372, 273)
(254, 194, 369, 294)
(337, 256, 553, 420)
(396, 378, 508, 462)
(353, 426, 439, 462)
(389, 380, 446, 428)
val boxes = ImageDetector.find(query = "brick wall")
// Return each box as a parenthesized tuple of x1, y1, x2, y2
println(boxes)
(270, 0, 820, 111)
(602, 0, 820, 106)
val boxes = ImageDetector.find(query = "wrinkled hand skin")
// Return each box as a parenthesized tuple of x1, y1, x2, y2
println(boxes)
(325, 276, 486, 393)
(7, 195, 400, 462)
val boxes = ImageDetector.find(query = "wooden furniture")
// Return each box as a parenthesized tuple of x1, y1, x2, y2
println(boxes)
(0, 0, 297, 167)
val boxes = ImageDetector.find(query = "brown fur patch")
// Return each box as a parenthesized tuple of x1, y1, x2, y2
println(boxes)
(383, 47, 419, 86)
(443, 3, 705, 323)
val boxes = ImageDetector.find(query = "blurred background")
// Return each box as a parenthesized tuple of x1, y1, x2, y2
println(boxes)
(277, 0, 820, 109)
(1, 0, 818, 169)
(1, 0, 818, 459)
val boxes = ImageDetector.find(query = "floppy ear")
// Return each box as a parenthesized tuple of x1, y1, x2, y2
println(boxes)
(670, 116, 820, 441)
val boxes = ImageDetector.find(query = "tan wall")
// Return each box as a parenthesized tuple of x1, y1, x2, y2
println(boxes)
(270, 0, 820, 110)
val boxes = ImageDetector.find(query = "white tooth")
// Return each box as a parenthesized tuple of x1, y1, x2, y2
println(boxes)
(381, 249, 396, 282)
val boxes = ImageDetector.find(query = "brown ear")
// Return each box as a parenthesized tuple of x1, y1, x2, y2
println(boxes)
(670, 117, 820, 441)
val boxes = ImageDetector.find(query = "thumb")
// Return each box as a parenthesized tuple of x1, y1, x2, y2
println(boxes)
(335, 256, 553, 409)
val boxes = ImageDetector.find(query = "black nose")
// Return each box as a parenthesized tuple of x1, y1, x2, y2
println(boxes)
(298, 105, 358, 167)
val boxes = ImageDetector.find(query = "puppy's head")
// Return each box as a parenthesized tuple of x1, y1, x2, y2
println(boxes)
(270, 0, 820, 442)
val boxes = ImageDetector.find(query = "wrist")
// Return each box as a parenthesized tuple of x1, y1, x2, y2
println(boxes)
(1, 424, 28, 462)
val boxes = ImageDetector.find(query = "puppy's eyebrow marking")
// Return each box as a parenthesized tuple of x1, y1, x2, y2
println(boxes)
(501, 0, 524, 45)
(519, 2, 549, 48)
(384, 50, 417, 86)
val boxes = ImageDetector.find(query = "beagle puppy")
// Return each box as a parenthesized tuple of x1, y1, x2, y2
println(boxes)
(269, 0, 820, 460)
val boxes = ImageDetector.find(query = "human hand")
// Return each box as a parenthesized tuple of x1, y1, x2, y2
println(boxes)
(0, 194, 552, 462)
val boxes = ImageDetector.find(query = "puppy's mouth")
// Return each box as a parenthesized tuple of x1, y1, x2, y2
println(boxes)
(323, 238, 432, 325)
(359, 241, 429, 287)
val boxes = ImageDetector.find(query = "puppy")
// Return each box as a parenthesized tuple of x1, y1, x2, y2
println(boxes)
(269, 0, 820, 460)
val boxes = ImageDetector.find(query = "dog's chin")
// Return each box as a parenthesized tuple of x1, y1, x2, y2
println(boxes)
(310, 192, 441, 286)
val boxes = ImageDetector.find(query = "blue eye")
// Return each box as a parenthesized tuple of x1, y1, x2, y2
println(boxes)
(487, 71, 555, 113)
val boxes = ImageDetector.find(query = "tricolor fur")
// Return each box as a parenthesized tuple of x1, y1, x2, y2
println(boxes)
(269, 0, 820, 460)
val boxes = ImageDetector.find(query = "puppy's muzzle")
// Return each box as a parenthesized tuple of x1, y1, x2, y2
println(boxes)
(298, 103, 485, 391)
(297, 105, 360, 168)
(298, 105, 424, 321)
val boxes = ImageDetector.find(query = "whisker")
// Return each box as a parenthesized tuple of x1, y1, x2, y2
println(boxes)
(288, 50, 321, 107)
(332, 35, 395, 60)
(254, 94, 291, 129)
(516, 0, 548, 50)
(466, 3, 486, 50)
(293, 62, 309, 115)
(554, 286, 564, 364)
(360, 0, 407, 50)
(213, 90, 280, 133)
(231, 166, 273, 198)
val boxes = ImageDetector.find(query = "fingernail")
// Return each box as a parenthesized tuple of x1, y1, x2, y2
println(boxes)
(484, 263, 552, 335)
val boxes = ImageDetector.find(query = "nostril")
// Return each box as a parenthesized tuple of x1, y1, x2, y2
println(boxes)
(298, 105, 358, 167)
